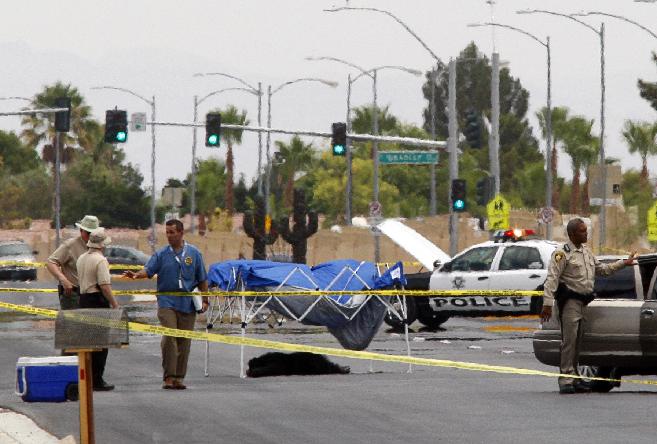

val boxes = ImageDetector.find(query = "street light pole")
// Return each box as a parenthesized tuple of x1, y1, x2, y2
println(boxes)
(264, 77, 339, 216)
(324, 6, 444, 219)
(190, 86, 261, 234)
(517, 9, 607, 251)
(305, 56, 421, 231)
(91, 86, 158, 253)
(468, 22, 554, 239)
(192, 72, 263, 194)
(346, 73, 353, 225)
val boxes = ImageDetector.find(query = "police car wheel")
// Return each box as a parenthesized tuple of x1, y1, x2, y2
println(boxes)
(66, 383, 79, 402)
(415, 297, 450, 329)
(383, 296, 417, 329)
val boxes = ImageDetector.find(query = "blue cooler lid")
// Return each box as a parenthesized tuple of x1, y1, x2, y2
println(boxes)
(16, 356, 78, 367)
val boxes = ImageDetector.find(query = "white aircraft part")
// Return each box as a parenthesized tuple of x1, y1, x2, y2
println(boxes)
(377, 219, 450, 271)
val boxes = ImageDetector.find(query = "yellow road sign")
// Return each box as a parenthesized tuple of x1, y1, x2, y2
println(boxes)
(647, 201, 657, 242)
(487, 194, 510, 230)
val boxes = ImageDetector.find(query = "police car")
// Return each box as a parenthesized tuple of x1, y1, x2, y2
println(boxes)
(420, 229, 558, 327)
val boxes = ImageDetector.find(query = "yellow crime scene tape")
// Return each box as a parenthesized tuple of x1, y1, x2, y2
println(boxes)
(0, 260, 142, 271)
(0, 287, 544, 298)
(1, 299, 656, 388)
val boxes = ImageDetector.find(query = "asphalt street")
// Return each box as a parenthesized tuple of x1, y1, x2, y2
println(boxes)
(1, 280, 657, 444)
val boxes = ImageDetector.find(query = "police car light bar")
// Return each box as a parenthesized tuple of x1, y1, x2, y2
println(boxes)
(494, 228, 536, 242)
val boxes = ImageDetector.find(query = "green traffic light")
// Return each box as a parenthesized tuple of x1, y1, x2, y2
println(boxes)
(207, 134, 219, 146)
(453, 199, 465, 211)
(116, 131, 127, 142)
(332, 144, 345, 156)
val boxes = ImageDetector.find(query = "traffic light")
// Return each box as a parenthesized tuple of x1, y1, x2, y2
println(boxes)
(205, 113, 221, 147)
(451, 178, 467, 212)
(104, 110, 128, 143)
(331, 122, 347, 156)
(464, 109, 481, 149)
(475, 176, 494, 206)
(54, 97, 71, 132)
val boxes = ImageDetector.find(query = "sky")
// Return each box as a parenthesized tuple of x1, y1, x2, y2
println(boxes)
(1, 0, 656, 196)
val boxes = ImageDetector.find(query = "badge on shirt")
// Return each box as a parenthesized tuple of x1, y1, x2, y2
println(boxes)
(184, 256, 193, 265)
(555, 251, 565, 263)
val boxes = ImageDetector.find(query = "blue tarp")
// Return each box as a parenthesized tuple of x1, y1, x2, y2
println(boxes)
(207, 259, 405, 350)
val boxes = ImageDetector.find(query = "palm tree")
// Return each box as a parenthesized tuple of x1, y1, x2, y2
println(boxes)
(274, 136, 315, 208)
(20, 82, 93, 161)
(578, 138, 600, 216)
(536, 106, 570, 208)
(211, 105, 248, 215)
(561, 116, 595, 214)
(622, 120, 657, 183)
(351, 104, 399, 135)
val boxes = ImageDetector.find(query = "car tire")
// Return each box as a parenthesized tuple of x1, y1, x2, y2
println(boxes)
(66, 383, 79, 401)
(415, 297, 450, 329)
(383, 296, 417, 329)
(578, 365, 619, 393)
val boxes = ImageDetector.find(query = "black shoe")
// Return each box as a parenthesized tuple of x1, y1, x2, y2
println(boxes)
(574, 381, 592, 393)
(559, 384, 576, 394)
(93, 380, 115, 391)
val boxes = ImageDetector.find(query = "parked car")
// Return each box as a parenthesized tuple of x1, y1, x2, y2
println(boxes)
(104, 245, 150, 274)
(533, 253, 657, 392)
(0, 240, 38, 281)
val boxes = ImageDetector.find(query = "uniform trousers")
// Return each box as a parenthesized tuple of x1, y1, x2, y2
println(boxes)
(558, 298, 586, 387)
(79, 292, 110, 385)
(58, 284, 80, 310)
(157, 307, 196, 381)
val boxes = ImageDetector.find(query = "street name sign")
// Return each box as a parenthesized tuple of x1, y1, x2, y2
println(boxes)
(378, 151, 439, 165)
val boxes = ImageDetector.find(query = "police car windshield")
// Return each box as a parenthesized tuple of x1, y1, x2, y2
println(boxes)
(0, 244, 31, 256)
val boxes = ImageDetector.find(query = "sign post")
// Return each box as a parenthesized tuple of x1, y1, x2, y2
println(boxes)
(486, 194, 510, 231)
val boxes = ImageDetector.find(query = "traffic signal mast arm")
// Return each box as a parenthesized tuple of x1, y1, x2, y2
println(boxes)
(0, 107, 70, 117)
(150, 120, 448, 149)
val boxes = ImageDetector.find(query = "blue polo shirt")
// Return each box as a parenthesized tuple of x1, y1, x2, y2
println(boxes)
(145, 242, 208, 314)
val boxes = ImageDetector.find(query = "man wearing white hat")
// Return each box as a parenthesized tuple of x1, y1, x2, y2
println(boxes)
(47, 215, 100, 310)
(77, 227, 119, 391)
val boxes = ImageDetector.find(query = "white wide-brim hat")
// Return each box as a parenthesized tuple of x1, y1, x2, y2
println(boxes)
(75, 215, 100, 233)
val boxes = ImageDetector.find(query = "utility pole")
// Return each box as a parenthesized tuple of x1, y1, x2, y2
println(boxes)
(448, 60, 459, 256)
(490, 52, 500, 194)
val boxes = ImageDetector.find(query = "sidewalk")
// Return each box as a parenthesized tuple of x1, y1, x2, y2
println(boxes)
(0, 409, 74, 444)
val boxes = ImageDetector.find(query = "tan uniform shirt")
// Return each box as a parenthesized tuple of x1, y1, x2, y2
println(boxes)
(543, 240, 625, 307)
(48, 236, 88, 287)
(76, 250, 112, 295)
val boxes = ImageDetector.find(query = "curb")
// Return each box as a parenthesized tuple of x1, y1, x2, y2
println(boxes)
(0, 409, 74, 444)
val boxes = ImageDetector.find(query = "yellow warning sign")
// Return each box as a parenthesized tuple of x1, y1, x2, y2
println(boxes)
(647, 201, 657, 242)
(487, 194, 510, 230)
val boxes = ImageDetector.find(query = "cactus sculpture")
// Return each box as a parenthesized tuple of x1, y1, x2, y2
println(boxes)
(243, 195, 278, 260)
(278, 189, 318, 264)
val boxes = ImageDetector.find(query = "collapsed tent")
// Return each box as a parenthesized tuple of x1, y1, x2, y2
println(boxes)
(206, 259, 406, 351)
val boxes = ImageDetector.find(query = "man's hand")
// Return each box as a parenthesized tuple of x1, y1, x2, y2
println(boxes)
(540, 305, 552, 323)
(624, 251, 638, 267)
(61, 278, 74, 295)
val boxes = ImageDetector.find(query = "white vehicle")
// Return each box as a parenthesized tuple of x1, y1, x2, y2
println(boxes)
(380, 223, 558, 329)
(428, 229, 558, 319)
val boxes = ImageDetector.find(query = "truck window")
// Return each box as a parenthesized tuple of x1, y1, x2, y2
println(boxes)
(594, 265, 636, 299)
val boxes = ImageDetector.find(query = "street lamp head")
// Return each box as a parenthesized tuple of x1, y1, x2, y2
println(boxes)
(467, 22, 486, 28)
(515, 9, 534, 14)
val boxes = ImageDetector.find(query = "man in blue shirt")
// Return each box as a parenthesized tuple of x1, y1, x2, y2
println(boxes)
(125, 219, 209, 390)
